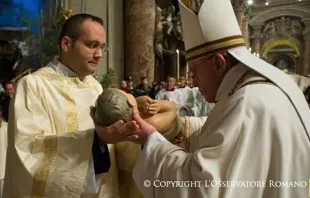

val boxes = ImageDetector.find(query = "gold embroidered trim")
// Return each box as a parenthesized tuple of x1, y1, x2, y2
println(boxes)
(62, 87, 79, 132)
(184, 117, 191, 152)
(34, 69, 91, 88)
(34, 69, 87, 132)
(228, 70, 252, 97)
(186, 36, 246, 62)
(31, 136, 58, 198)
(30, 68, 92, 197)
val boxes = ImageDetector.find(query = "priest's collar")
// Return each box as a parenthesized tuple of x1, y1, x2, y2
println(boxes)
(215, 63, 250, 102)
(52, 56, 85, 80)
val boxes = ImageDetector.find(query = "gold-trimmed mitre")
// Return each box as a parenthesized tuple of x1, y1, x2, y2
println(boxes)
(179, 0, 246, 62)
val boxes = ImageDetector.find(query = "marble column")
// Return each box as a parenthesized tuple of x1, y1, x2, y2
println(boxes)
(124, 0, 155, 85)
(252, 26, 262, 55)
(231, 0, 246, 34)
(242, 15, 250, 47)
(302, 21, 310, 75)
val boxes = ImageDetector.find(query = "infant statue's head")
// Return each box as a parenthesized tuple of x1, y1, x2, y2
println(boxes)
(95, 88, 136, 126)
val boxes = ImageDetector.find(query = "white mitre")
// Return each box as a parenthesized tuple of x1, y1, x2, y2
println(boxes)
(179, 0, 246, 62)
(178, 0, 310, 140)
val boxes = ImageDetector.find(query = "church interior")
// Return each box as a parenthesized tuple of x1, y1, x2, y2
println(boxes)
(0, 0, 309, 86)
(1, 1, 310, 197)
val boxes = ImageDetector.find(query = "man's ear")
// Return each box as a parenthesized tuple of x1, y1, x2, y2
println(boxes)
(61, 36, 73, 52)
(212, 53, 227, 73)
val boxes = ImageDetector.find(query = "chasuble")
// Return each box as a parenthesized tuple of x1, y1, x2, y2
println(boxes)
(133, 64, 310, 198)
(3, 58, 119, 198)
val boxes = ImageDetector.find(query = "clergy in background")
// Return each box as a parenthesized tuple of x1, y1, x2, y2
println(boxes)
(155, 77, 183, 114)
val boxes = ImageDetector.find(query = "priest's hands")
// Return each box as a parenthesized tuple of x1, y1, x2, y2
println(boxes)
(90, 106, 157, 145)
(130, 112, 157, 145)
(90, 106, 139, 144)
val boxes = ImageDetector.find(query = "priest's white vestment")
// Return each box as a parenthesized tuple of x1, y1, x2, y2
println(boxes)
(155, 89, 183, 114)
(133, 64, 310, 198)
(178, 86, 195, 116)
(3, 58, 119, 198)
(0, 120, 7, 198)
(191, 87, 214, 117)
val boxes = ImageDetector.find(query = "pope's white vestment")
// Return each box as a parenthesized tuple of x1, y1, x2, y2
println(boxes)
(133, 63, 310, 198)
(3, 58, 119, 198)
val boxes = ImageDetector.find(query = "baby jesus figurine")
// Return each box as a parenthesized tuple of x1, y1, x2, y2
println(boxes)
(95, 88, 186, 141)
(94, 88, 187, 198)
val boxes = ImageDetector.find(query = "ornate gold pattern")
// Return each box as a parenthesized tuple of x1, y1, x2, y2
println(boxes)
(31, 136, 58, 198)
(228, 70, 252, 97)
(180, 0, 197, 13)
(262, 40, 300, 59)
(30, 68, 92, 197)
(184, 117, 191, 152)
(58, 8, 73, 23)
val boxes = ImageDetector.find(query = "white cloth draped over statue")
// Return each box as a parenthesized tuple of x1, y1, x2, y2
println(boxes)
(3, 58, 119, 198)
(133, 63, 310, 198)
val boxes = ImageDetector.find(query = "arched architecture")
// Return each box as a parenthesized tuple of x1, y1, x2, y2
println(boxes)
(248, 2, 310, 75)
(1, 0, 309, 85)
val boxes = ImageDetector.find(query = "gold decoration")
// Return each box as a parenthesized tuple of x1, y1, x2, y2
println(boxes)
(177, 79, 182, 87)
(180, 0, 197, 13)
(186, 35, 246, 62)
(57, 8, 73, 23)
(262, 40, 300, 59)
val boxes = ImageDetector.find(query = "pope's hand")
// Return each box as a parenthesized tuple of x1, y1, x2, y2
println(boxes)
(90, 106, 139, 144)
(131, 112, 157, 145)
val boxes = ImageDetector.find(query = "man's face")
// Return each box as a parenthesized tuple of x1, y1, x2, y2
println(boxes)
(142, 79, 148, 86)
(5, 83, 14, 97)
(189, 55, 224, 103)
(160, 81, 166, 89)
(65, 20, 106, 77)
(180, 77, 186, 86)
(167, 77, 175, 88)
(121, 80, 127, 88)
(187, 77, 193, 87)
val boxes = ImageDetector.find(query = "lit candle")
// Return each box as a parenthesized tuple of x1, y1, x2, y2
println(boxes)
(176, 49, 180, 80)
(186, 63, 189, 80)
(249, 47, 252, 52)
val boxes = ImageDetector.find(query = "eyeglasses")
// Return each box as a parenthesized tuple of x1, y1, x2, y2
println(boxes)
(84, 41, 108, 54)
(188, 55, 213, 78)
(68, 35, 108, 55)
